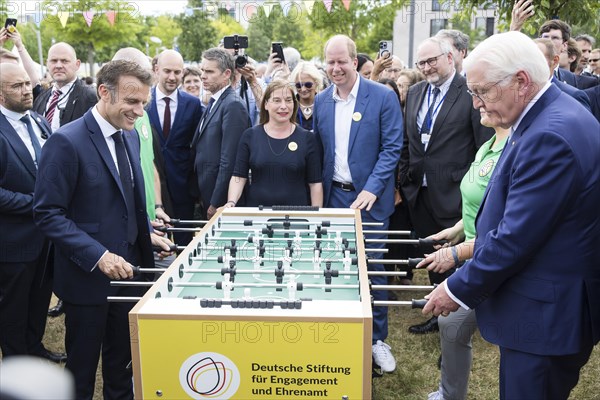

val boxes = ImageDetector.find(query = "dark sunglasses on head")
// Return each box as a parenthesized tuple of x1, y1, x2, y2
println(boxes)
(295, 81, 314, 89)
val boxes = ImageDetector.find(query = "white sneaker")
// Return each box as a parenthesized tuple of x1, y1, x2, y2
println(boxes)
(372, 340, 396, 373)
(427, 390, 444, 400)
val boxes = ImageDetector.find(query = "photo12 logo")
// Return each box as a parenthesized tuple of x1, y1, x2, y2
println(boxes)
(180, 352, 240, 399)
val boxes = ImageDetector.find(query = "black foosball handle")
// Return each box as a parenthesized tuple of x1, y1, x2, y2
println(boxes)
(418, 238, 449, 247)
(408, 257, 424, 268)
(411, 299, 428, 309)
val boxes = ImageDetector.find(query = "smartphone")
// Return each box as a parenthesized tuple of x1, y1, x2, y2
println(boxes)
(378, 40, 392, 58)
(223, 35, 249, 50)
(272, 42, 285, 64)
(4, 18, 17, 32)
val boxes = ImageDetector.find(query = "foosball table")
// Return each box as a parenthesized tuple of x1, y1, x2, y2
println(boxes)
(123, 207, 429, 400)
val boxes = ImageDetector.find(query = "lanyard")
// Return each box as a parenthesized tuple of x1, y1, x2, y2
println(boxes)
(423, 86, 446, 132)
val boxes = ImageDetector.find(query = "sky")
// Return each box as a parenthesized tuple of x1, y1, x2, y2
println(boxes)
(13, 1, 191, 17)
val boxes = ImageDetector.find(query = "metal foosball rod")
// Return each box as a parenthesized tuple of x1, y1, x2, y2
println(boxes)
(362, 230, 412, 235)
(373, 299, 428, 308)
(154, 226, 202, 233)
(371, 285, 434, 291)
(365, 238, 447, 246)
(367, 257, 423, 267)
(215, 218, 384, 228)
(107, 296, 143, 302)
(168, 218, 209, 226)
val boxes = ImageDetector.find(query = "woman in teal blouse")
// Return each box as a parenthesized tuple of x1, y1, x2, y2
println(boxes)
(418, 120, 509, 400)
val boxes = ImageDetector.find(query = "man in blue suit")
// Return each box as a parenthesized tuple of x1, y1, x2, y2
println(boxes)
(147, 50, 202, 243)
(34, 60, 157, 400)
(0, 63, 62, 362)
(424, 32, 600, 399)
(313, 35, 403, 373)
(584, 84, 600, 122)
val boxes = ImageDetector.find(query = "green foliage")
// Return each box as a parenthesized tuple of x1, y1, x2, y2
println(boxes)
(176, 0, 217, 62)
(456, 0, 600, 37)
(211, 12, 244, 45)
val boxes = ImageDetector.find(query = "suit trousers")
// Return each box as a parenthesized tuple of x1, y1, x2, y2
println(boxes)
(0, 256, 52, 357)
(498, 340, 593, 400)
(409, 188, 458, 285)
(438, 307, 478, 400)
(329, 186, 389, 342)
(62, 244, 143, 400)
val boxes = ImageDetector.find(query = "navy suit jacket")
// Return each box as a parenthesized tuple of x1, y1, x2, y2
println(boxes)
(557, 67, 577, 88)
(447, 85, 600, 355)
(0, 111, 51, 263)
(551, 77, 591, 111)
(32, 79, 97, 126)
(313, 76, 403, 221)
(584, 84, 600, 123)
(33, 111, 154, 305)
(147, 88, 202, 205)
(575, 73, 599, 90)
(191, 86, 250, 209)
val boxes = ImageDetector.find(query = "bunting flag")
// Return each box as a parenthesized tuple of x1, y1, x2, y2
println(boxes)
(263, 2, 274, 17)
(304, 0, 316, 14)
(57, 11, 69, 28)
(323, 0, 333, 13)
(246, 3, 258, 19)
(105, 10, 116, 26)
(83, 10, 94, 27)
(342, 0, 351, 11)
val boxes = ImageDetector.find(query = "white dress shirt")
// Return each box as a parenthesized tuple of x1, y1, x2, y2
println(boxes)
(1, 105, 46, 163)
(155, 86, 178, 131)
(47, 79, 76, 132)
(332, 75, 361, 184)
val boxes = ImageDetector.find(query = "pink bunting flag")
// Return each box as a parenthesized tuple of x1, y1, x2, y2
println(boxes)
(323, 0, 333, 13)
(105, 10, 116, 26)
(83, 11, 94, 27)
(342, 0, 351, 11)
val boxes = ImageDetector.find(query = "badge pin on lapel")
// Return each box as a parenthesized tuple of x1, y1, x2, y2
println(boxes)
(352, 112, 362, 122)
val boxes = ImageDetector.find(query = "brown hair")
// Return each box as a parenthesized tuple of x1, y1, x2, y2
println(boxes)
(96, 60, 153, 99)
(259, 79, 298, 125)
(539, 20, 571, 42)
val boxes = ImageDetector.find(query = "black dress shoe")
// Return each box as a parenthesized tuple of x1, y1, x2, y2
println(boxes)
(48, 299, 64, 317)
(37, 349, 67, 363)
(408, 316, 439, 334)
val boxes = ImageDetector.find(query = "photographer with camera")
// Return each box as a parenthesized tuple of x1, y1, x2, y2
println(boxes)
(222, 35, 265, 125)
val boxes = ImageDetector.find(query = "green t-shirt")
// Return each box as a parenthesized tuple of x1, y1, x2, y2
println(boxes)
(459, 134, 508, 241)
(135, 112, 156, 219)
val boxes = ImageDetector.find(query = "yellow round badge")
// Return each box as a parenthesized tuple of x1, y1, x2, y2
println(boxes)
(352, 112, 362, 122)
(288, 142, 298, 151)
(479, 159, 495, 177)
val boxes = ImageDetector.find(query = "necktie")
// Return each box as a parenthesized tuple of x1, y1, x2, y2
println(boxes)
(112, 131, 138, 244)
(201, 97, 215, 129)
(420, 87, 441, 134)
(20, 114, 42, 167)
(163, 97, 171, 138)
(44, 89, 62, 125)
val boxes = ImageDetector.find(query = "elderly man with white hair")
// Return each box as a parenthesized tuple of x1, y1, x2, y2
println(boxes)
(423, 31, 600, 399)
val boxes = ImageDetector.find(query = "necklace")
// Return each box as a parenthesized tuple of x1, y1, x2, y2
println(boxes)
(299, 102, 313, 118)
(265, 124, 294, 156)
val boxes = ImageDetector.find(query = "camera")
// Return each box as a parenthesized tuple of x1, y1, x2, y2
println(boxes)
(378, 40, 392, 59)
(223, 34, 249, 68)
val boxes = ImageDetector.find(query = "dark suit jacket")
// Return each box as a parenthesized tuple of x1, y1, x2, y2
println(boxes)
(314, 77, 403, 221)
(575, 73, 599, 90)
(557, 67, 577, 88)
(191, 86, 250, 209)
(33, 111, 154, 305)
(399, 73, 494, 222)
(0, 111, 51, 263)
(584, 85, 600, 123)
(32, 79, 97, 127)
(448, 85, 600, 355)
(147, 88, 202, 206)
(551, 77, 591, 111)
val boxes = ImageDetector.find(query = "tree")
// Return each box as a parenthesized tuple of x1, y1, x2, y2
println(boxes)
(177, 0, 217, 62)
(456, 0, 600, 37)
(211, 10, 245, 45)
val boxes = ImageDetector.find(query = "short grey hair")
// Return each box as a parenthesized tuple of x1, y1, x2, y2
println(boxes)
(574, 34, 596, 47)
(417, 37, 454, 58)
(202, 48, 235, 82)
(463, 32, 548, 88)
(436, 29, 470, 53)
(283, 47, 301, 71)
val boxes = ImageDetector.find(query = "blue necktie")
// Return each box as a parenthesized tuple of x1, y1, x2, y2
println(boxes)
(420, 87, 441, 134)
(20, 114, 42, 167)
(112, 131, 138, 244)
(201, 97, 216, 128)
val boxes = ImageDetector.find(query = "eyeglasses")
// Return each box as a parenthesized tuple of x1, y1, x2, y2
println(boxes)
(385, 68, 402, 74)
(415, 54, 445, 69)
(270, 97, 294, 105)
(540, 34, 564, 43)
(295, 82, 314, 89)
(466, 76, 514, 104)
